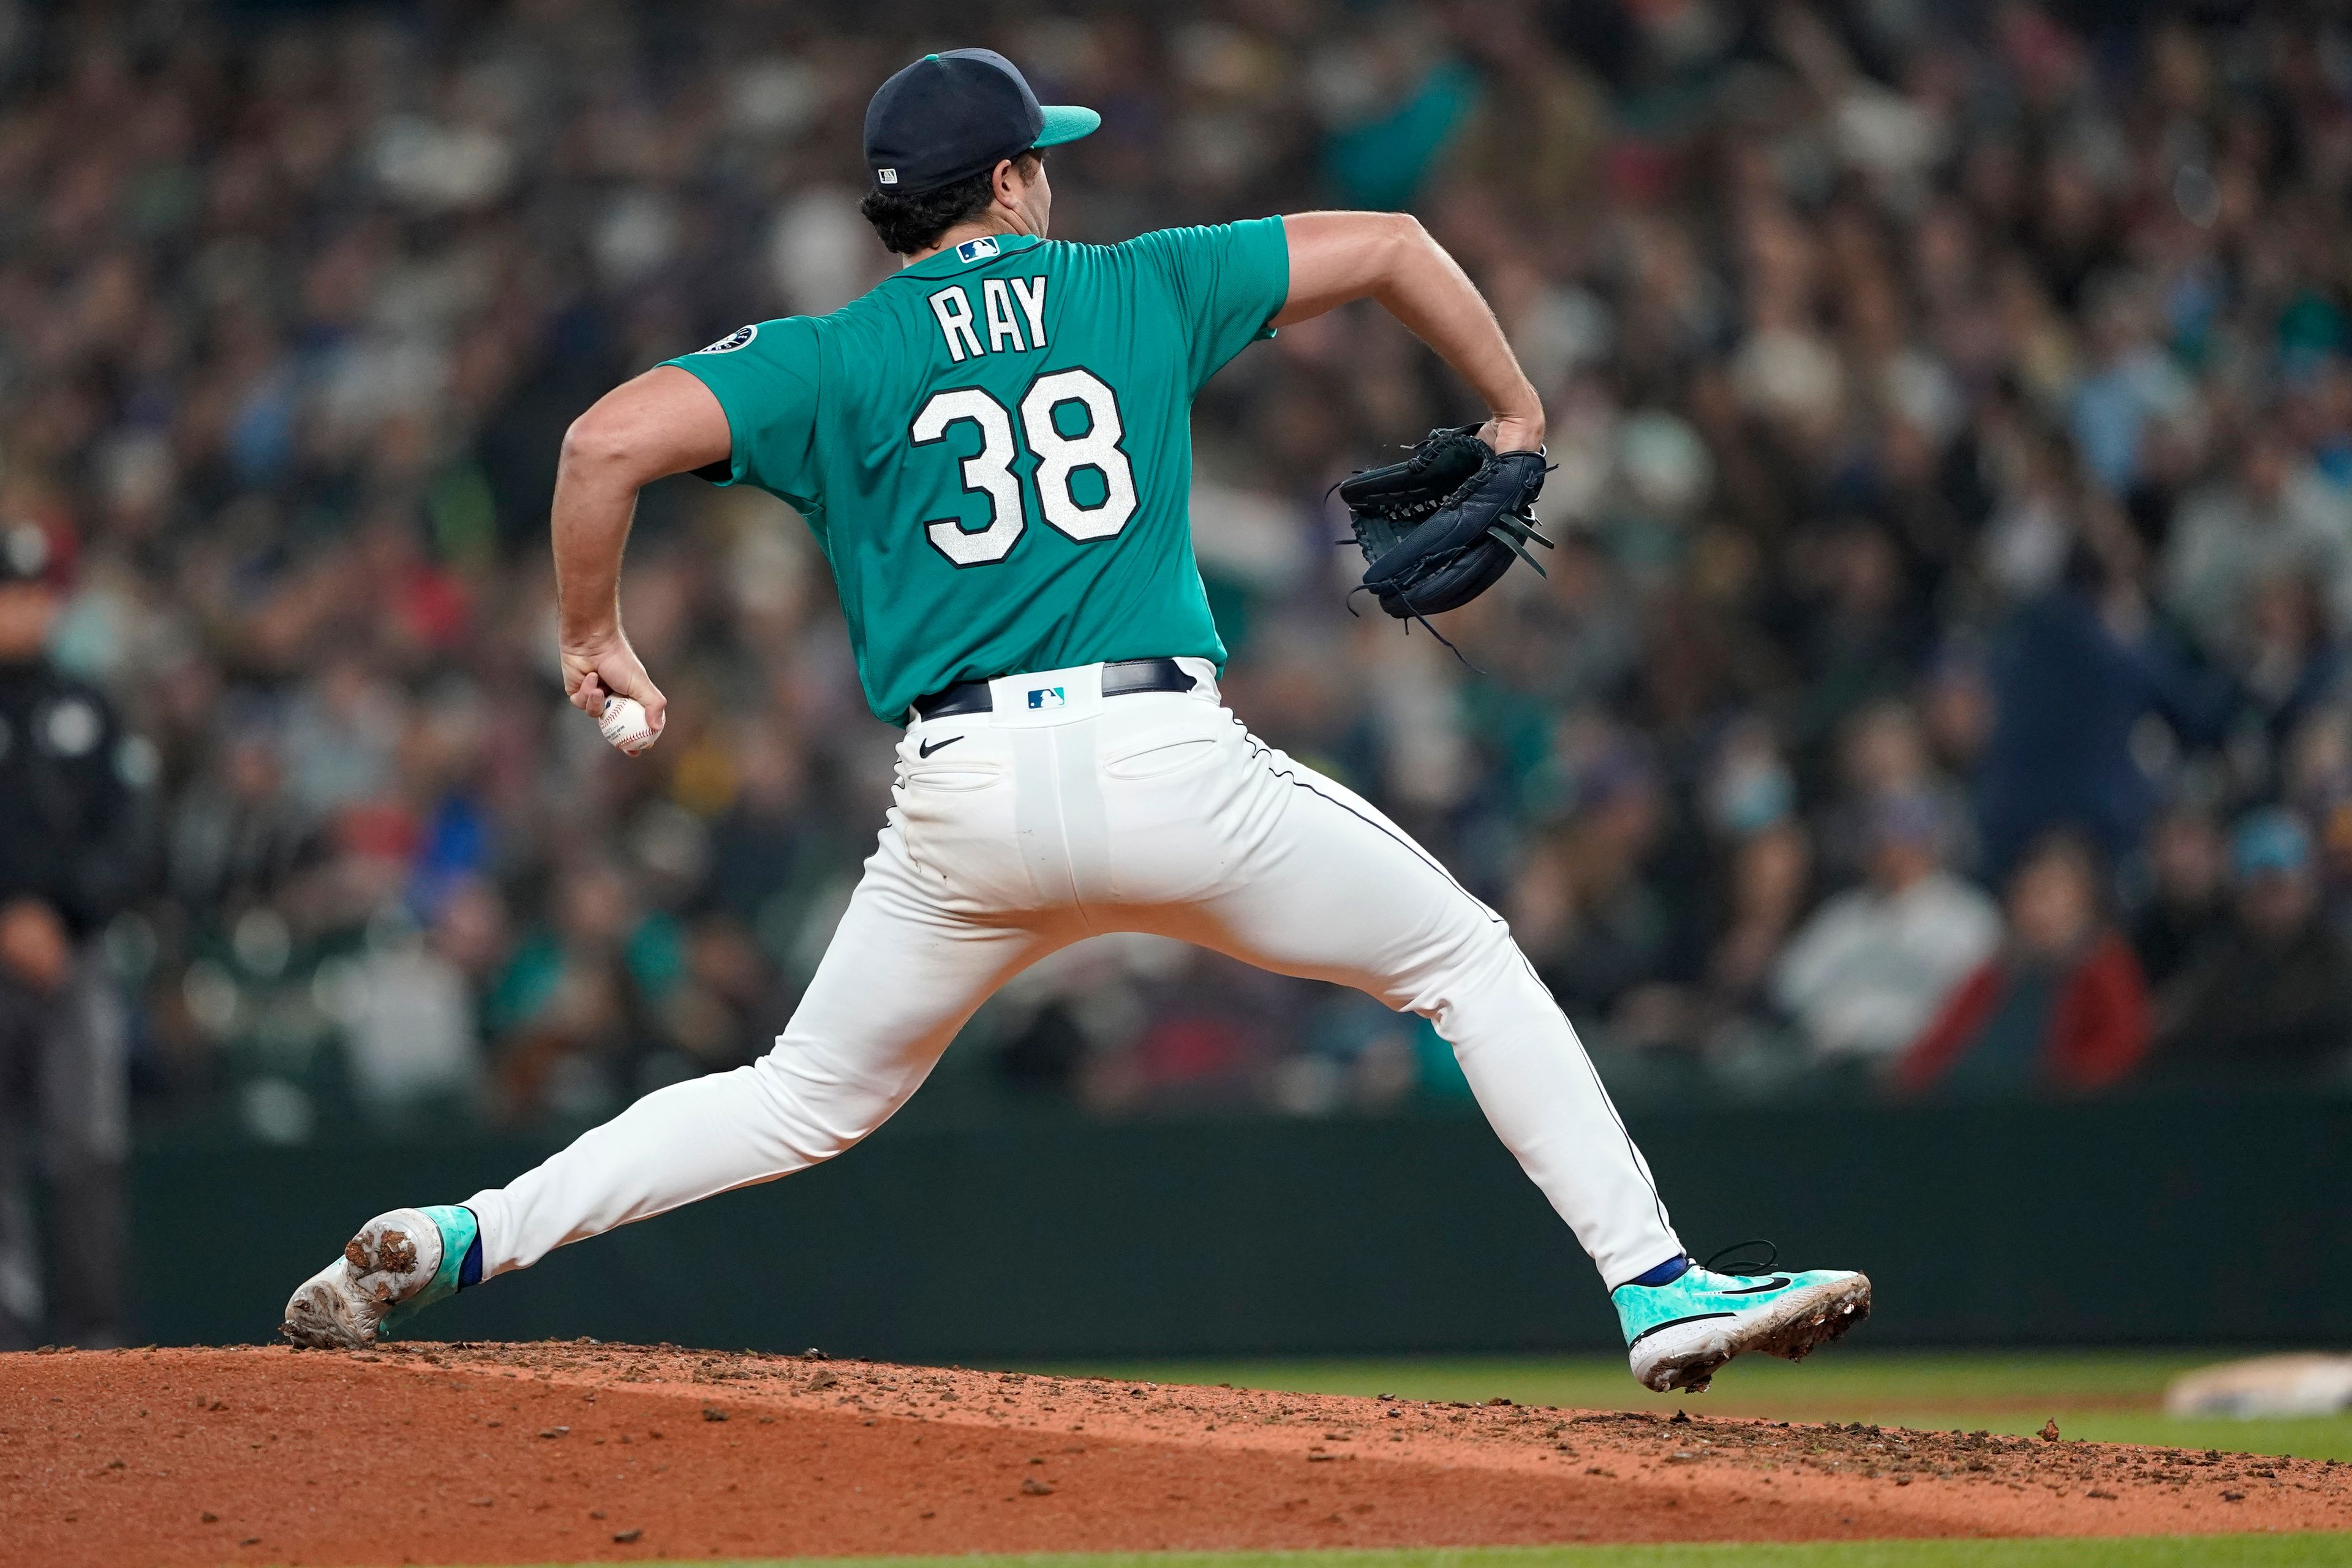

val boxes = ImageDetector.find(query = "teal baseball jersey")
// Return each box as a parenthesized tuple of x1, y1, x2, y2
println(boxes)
(663, 219, 1291, 722)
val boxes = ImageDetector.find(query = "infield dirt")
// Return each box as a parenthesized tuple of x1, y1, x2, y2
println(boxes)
(6, 1342, 2350, 1566)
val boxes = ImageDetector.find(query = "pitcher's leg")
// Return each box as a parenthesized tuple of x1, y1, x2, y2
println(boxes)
(1157, 745, 1682, 1286)
(466, 831, 1066, 1276)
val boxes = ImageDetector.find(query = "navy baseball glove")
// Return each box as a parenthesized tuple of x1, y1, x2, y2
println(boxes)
(1338, 424, 1552, 622)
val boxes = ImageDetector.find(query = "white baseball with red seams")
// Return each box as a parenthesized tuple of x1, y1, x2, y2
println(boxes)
(598, 695, 658, 755)
(465, 657, 1686, 1287)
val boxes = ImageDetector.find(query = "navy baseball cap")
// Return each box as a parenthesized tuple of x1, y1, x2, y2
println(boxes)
(864, 49, 1099, 197)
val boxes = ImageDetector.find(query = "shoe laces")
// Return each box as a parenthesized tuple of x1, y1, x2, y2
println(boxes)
(1700, 1238, 1779, 1277)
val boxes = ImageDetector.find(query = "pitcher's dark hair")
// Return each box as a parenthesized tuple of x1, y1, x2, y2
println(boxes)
(859, 151, 1041, 256)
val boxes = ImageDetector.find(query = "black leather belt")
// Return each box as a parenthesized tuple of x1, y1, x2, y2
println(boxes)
(912, 657, 1197, 722)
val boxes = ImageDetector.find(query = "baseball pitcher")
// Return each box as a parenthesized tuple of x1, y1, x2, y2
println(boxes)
(285, 48, 1868, 1393)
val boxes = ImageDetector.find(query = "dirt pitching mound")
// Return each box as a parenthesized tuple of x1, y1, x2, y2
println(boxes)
(7, 1343, 2350, 1566)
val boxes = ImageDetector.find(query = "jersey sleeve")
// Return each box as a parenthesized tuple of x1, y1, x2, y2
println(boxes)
(1121, 217, 1290, 393)
(658, 317, 823, 509)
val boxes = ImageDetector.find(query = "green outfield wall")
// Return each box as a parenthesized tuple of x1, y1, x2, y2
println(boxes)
(134, 1092, 2351, 1356)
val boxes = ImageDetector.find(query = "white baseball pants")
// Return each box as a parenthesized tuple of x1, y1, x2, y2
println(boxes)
(464, 660, 1683, 1289)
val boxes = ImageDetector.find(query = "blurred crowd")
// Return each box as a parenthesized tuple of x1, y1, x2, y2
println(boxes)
(4, 0, 2352, 1153)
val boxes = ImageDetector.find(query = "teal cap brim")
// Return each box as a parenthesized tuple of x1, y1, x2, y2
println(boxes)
(1036, 105, 1101, 147)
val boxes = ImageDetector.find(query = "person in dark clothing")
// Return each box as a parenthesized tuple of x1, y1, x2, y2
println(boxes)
(2130, 802, 2229, 989)
(0, 522, 151, 1348)
(1975, 492, 2233, 885)
(1896, 831, 2152, 1097)
(2157, 809, 2352, 1085)
(1975, 578, 2226, 885)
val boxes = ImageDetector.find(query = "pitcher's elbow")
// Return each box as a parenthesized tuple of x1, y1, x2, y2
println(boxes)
(559, 408, 640, 475)
(1377, 211, 1428, 262)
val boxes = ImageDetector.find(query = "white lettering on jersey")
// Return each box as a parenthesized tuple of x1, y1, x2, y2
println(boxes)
(928, 286, 984, 363)
(928, 276, 1049, 361)
(1009, 275, 1049, 350)
(982, 279, 1025, 354)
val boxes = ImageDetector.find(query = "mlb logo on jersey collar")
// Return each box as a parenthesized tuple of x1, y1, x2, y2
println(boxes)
(1027, 686, 1065, 709)
(956, 236, 1001, 263)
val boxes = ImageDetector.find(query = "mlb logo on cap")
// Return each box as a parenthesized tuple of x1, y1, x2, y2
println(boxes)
(956, 236, 1000, 263)
(1028, 687, 1066, 710)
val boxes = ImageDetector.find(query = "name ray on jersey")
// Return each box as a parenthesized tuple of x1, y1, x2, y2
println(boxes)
(929, 276, 1049, 363)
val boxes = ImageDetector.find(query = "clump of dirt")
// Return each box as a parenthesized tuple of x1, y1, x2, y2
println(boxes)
(344, 1224, 413, 1275)
(4, 1343, 2346, 1566)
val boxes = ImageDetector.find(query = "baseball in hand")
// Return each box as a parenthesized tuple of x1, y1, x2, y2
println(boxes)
(598, 695, 659, 755)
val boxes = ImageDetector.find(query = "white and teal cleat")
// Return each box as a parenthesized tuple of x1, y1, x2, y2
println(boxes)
(1613, 1247, 1871, 1393)
(280, 1205, 479, 1349)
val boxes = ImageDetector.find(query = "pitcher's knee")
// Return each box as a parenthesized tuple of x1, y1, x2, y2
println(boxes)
(1403, 915, 1537, 1018)
(1457, 913, 1534, 984)
(747, 1035, 916, 1162)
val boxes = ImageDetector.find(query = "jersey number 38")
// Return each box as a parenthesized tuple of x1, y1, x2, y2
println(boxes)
(910, 369, 1137, 567)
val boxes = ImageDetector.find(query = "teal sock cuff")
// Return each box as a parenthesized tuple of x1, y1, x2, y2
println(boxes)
(417, 1205, 478, 1302)
(381, 1205, 480, 1335)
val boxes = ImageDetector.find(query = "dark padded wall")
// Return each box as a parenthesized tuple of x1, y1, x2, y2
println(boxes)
(138, 1094, 2350, 1358)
